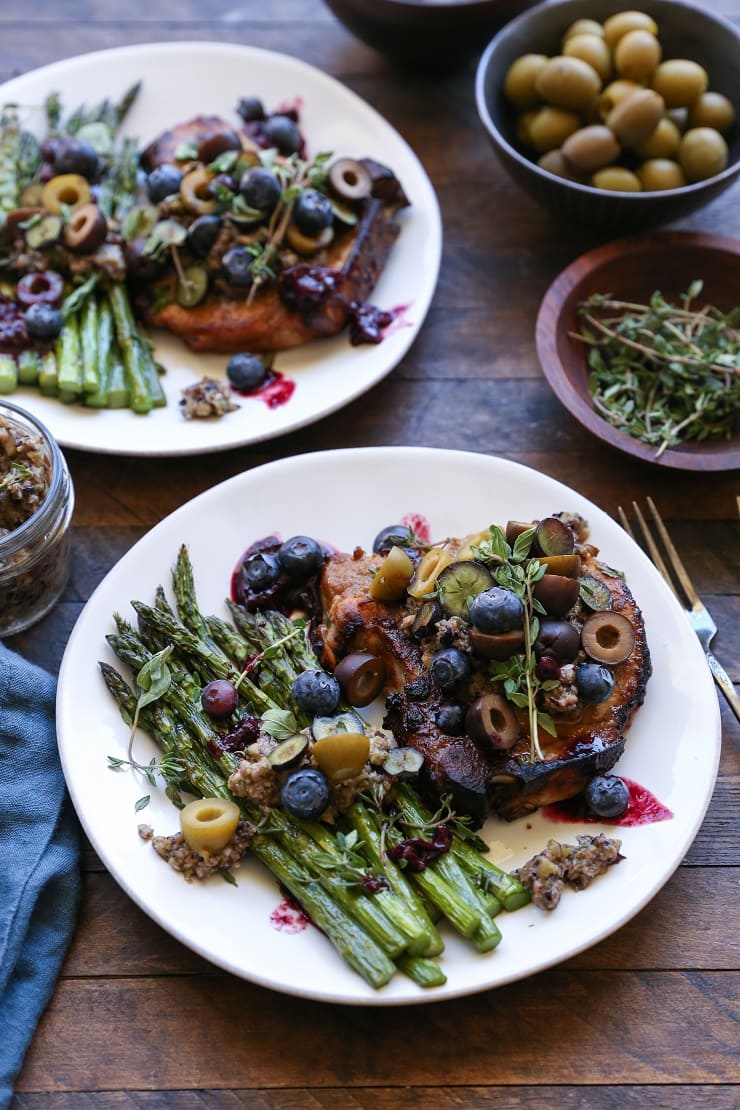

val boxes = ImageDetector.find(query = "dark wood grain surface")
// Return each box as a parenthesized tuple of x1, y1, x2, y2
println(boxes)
(5, 1, 739, 1104)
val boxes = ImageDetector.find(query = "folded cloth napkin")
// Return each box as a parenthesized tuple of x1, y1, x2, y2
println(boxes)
(0, 641, 81, 1108)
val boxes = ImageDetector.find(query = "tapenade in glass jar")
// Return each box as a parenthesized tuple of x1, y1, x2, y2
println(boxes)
(0, 401, 74, 637)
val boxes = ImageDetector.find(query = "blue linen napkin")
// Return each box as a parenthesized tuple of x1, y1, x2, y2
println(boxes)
(0, 641, 81, 1108)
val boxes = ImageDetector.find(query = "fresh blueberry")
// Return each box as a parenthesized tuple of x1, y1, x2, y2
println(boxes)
(222, 246, 254, 287)
(291, 669, 341, 716)
(241, 550, 281, 591)
(278, 535, 324, 579)
(187, 214, 222, 258)
(147, 164, 183, 203)
(227, 352, 268, 393)
(372, 524, 414, 554)
(24, 302, 63, 342)
(54, 136, 99, 180)
(280, 768, 331, 820)
(239, 167, 282, 213)
(236, 96, 266, 123)
(292, 189, 333, 236)
(435, 703, 466, 735)
(584, 774, 630, 819)
(430, 647, 471, 691)
(469, 587, 525, 634)
(575, 663, 615, 704)
(262, 114, 302, 155)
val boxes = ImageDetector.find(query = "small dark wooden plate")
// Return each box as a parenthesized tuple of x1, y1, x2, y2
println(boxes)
(536, 232, 740, 472)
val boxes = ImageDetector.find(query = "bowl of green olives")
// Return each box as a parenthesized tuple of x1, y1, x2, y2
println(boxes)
(476, 0, 740, 229)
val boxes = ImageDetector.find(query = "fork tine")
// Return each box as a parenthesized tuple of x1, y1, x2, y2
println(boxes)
(646, 497, 699, 607)
(617, 505, 635, 539)
(630, 501, 680, 601)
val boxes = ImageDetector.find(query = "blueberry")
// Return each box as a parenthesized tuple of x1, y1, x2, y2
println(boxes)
(292, 189, 333, 236)
(575, 663, 615, 705)
(239, 167, 282, 213)
(372, 524, 414, 554)
(430, 647, 471, 691)
(262, 114, 302, 155)
(55, 136, 99, 180)
(291, 669, 340, 716)
(469, 587, 524, 634)
(278, 535, 324, 579)
(435, 703, 466, 735)
(280, 768, 331, 820)
(241, 550, 281, 591)
(584, 774, 630, 819)
(187, 214, 222, 258)
(147, 164, 183, 203)
(236, 96, 266, 123)
(24, 303, 62, 342)
(222, 246, 254, 287)
(227, 352, 268, 393)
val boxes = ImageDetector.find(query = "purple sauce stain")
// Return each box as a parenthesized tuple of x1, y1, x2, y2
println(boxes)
(270, 898, 310, 934)
(542, 777, 674, 828)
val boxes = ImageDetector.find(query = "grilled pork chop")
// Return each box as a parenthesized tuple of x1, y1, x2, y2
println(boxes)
(319, 545, 650, 824)
(137, 116, 408, 353)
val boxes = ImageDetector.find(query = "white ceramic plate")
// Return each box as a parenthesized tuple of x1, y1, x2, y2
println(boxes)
(1, 44, 441, 456)
(57, 448, 721, 1005)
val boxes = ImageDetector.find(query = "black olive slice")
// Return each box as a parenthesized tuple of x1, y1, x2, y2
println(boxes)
(334, 652, 386, 707)
(581, 611, 635, 664)
(505, 519, 534, 546)
(63, 203, 107, 254)
(535, 516, 575, 557)
(327, 157, 372, 203)
(469, 627, 525, 660)
(533, 573, 580, 616)
(537, 553, 581, 578)
(466, 694, 520, 751)
(411, 598, 444, 639)
(198, 129, 242, 165)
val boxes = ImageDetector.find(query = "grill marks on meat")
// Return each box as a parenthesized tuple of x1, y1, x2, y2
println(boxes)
(319, 549, 651, 825)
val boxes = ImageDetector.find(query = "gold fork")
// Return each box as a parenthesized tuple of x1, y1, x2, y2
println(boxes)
(618, 497, 740, 724)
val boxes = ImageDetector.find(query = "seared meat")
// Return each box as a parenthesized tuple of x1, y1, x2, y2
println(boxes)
(140, 115, 257, 171)
(319, 546, 651, 825)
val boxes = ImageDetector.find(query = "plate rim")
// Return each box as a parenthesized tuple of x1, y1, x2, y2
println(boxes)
(56, 446, 722, 1005)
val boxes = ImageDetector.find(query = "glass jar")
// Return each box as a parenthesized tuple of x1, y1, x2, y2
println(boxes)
(0, 401, 74, 637)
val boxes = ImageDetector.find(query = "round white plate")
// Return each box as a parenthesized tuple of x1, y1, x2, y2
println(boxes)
(1, 43, 441, 456)
(57, 448, 721, 1005)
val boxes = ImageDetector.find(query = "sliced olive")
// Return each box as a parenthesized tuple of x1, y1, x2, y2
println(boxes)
(16, 269, 64, 307)
(534, 618, 580, 662)
(581, 611, 635, 664)
(63, 203, 107, 254)
(23, 213, 62, 251)
(369, 545, 415, 602)
(121, 203, 159, 242)
(579, 575, 613, 611)
(285, 223, 333, 254)
(180, 797, 240, 854)
(330, 197, 359, 226)
(176, 264, 209, 308)
(466, 694, 520, 751)
(505, 519, 533, 545)
(537, 553, 581, 578)
(198, 128, 242, 165)
(268, 733, 309, 770)
(383, 747, 424, 777)
(534, 517, 575, 556)
(328, 157, 372, 203)
(41, 173, 91, 213)
(436, 560, 494, 619)
(407, 546, 452, 599)
(469, 627, 525, 661)
(311, 711, 365, 741)
(534, 573, 580, 616)
(19, 182, 44, 207)
(312, 731, 370, 782)
(411, 598, 444, 639)
(334, 652, 386, 707)
(180, 167, 217, 215)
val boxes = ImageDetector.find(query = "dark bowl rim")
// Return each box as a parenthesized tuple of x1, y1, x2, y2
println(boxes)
(475, 0, 740, 200)
(535, 230, 740, 471)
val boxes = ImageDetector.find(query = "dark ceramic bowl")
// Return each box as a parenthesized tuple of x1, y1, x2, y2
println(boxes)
(535, 231, 740, 470)
(323, 0, 540, 67)
(476, 0, 740, 230)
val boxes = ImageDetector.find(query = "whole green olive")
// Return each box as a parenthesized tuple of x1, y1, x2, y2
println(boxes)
(563, 18, 605, 42)
(667, 106, 689, 132)
(564, 33, 612, 82)
(607, 88, 665, 146)
(528, 106, 582, 152)
(562, 125, 621, 173)
(535, 56, 602, 111)
(591, 166, 642, 191)
(615, 28, 661, 83)
(634, 116, 681, 159)
(603, 10, 658, 49)
(598, 79, 642, 120)
(537, 149, 582, 180)
(516, 110, 538, 147)
(687, 91, 736, 134)
(504, 54, 549, 109)
(637, 158, 687, 190)
(679, 127, 728, 182)
(652, 59, 708, 108)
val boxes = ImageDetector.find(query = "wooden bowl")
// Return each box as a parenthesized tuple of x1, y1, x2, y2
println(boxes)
(535, 231, 740, 471)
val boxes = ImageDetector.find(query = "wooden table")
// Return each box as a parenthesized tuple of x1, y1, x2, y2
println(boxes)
(5, 1, 739, 1104)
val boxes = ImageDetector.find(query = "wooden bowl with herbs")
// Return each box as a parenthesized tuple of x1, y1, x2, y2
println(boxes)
(535, 231, 740, 471)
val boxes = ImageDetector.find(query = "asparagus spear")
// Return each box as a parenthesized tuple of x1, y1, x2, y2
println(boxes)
(0, 354, 17, 394)
(56, 314, 84, 401)
(108, 283, 153, 414)
(17, 349, 40, 386)
(80, 292, 101, 394)
(38, 349, 58, 396)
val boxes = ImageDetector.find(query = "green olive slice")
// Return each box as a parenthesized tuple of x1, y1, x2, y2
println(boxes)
(581, 611, 635, 664)
(369, 545, 415, 601)
(41, 173, 91, 213)
(537, 553, 581, 578)
(180, 797, 240, 854)
(313, 731, 370, 782)
(334, 652, 386, 707)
